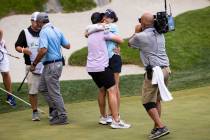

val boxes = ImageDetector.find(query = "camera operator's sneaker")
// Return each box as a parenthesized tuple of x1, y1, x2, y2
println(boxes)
(6, 95, 16, 107)
(110, 120, 131, 129)
(149, 126, 170, 140)
(50, 115, 69, 125)
(149, 128, 158, 138)
(32, 111, 40, 121)
(99, 116, 108, 125)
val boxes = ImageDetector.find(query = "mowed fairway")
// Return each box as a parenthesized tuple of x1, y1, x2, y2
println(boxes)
(0, 87, 210, 140)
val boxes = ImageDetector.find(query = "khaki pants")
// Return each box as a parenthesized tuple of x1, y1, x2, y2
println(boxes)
(26, 66, 41, 95)
(142, 67, 170, 104)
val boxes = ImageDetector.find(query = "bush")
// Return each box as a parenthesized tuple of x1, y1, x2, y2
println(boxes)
(60, 0, 96, 12)
(0, 0, 47, 18)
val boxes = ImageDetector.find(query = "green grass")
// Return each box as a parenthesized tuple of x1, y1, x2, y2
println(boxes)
(1, 66, 210, 114)
(166, 7, 210, 70)
(60, 0, 96, 12)
(0, 87, 210, 140)
(0, 0, 47, 19)
(69, 6, 210, 71)
(0, 7, 210, 114)
(0, 7, 210, 140)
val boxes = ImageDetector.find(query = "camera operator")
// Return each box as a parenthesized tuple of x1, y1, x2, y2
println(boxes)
(128, 12, 171, 139)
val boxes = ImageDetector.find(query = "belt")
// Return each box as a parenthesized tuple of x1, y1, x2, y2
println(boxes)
(43, 59, 63, 65)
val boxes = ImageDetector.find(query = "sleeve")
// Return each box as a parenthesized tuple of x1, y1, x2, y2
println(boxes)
(86, 24, 104, 35)
(39, 31, 48, 49)
(110, 24, 119, 35)
(15, 30, 27, 48)
(129, 33, 147, 49)
(60, 32, 70, 47)
(104, 32, 115, 40)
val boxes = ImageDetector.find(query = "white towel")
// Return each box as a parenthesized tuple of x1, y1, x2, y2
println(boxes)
(152, 66, 173, 102)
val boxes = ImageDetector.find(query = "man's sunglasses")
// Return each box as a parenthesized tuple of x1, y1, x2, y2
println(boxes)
(138, 18, 141, 23)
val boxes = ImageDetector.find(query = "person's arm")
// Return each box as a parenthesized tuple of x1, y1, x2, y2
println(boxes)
(60, 32, 71, 49)
(128, 24, 143, 49)
(110, 35, 124, 44)
(85, 24, 105, 37)
(15, 30, 32, 55)
(128, 33, 141, 49)
(104, 33, 124, 44)
(30, 32, 48, 71)
(32, 48, 47, 66)
(135, 24, 142, 33)
(16, 46, 32, 55)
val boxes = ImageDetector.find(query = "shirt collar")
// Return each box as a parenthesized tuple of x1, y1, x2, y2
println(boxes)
(143, 27, 155, 32)
(42, 22, 53, 29)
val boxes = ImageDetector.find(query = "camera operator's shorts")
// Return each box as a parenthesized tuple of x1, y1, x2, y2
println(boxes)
(142, 67, 170, 104)
(26, 66, 41, 95)
(88, 67, 115, 90)
(109, 54, 122, 73)
(0, 55, 10, 72)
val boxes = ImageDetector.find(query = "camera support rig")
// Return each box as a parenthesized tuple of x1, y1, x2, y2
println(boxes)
(154, 0, 175, 33)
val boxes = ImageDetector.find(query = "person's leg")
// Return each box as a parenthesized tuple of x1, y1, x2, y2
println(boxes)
(114, 72, 120, 113)
(108, 55, 122, 117)
(98, 87, 107, 117)
(1, 72, 12, 93)
(107, 85, 119, 122)
(146, 106, 164, 128)
(2, 72, 16, 106)
(154, 99, 161, 128)
(46, 62, 67, 117)
(108, 85, 131, 129)
(39, 67, 54, 109)
(142, 70, 170, 139)
(89, 72, 108, 124)
(107, 72, 120, 119)
(28, 73, 41, 111)
(142, 72, 164, 129)
(29, 94, 38, 111)
(151, 68, 169, 128)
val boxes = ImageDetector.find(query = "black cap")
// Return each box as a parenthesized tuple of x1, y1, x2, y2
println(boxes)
(104, 9, 118, 22)
(91, 12, 104, 24)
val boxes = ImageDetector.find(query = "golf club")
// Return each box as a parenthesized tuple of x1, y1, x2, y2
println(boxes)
(17, 70, 30, 92)
(0, 87, 45, 114)
(5, 52, 20, 59)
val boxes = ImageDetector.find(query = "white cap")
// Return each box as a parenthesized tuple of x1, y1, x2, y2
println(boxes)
(31, 11, 40, 21)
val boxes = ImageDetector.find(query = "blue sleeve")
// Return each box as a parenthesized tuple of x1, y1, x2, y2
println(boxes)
(60, 32, 70, 47)
(39, 31, 48, 49)
(110, 24, 119, 35)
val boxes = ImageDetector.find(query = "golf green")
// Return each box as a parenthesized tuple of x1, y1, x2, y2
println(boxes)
(0, 86, 209, 140)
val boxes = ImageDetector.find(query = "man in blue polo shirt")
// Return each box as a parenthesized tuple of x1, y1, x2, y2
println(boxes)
(30, 12, 71, 125)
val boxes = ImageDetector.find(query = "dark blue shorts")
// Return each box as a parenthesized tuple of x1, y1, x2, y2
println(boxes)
(109, 54, 122, 73)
